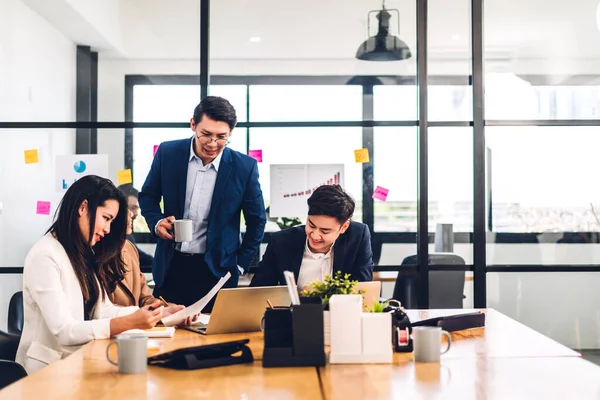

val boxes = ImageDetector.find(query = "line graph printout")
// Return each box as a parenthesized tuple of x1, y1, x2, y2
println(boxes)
(270, 164, 345, 218)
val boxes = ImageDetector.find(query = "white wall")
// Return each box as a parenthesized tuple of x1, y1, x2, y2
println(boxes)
(0, 0, 77, 330)
(65, 0, 125, 52)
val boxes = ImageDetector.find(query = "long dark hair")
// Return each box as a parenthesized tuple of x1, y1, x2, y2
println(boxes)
(48, 175, 128, 301)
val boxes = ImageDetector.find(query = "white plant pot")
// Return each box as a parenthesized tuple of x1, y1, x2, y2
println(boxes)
(361, 313, 393, 362)
(323, 310, 330, 345)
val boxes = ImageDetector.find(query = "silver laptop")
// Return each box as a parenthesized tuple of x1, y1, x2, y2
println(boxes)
(185, 286, 291, 335)
(356, 281, 382, 311)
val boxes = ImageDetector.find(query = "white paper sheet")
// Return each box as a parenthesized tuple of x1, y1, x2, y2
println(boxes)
(161, 272, 231, 327)
(119, 327, 176, 338)
(283, 270, 301, 305)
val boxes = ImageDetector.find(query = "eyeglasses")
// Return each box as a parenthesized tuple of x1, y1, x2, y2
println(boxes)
(196, 134, 229, 145)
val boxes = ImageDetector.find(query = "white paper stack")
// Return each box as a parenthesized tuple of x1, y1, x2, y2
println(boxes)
(120, 326, 176, 338)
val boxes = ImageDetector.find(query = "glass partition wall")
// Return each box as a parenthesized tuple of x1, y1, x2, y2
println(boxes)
(3, 0, 600, 350)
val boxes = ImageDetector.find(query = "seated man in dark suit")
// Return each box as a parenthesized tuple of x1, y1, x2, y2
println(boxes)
(118, 184, 154, 268)
(251, 184, 374, 289)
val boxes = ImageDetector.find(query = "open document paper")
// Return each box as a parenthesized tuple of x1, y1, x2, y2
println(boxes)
(161, 271, 231, 327)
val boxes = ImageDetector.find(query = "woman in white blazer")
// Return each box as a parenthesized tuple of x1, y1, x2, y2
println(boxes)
(16, 175, 179, 374)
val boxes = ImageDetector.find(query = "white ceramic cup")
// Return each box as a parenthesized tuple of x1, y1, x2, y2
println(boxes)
(106, 335, 148, 374)
(413, 326, 451, 362)
(174, 219, 193, 242)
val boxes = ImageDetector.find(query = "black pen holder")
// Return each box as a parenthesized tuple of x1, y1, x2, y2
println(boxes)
(262, 298, 326, 368)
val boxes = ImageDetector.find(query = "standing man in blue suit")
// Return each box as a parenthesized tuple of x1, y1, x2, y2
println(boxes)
(251, 185, 373, 289)
(139, 96, 266, 310)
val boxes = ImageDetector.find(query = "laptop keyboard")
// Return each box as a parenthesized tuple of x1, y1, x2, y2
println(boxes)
(183, 325, 207, 335)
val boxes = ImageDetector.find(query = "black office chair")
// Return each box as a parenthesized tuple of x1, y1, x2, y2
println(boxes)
(0, 360, 27, 389)
(392, 253, 466, 309)
(8, 291, 24, 335)
(0, 330, 21, 362)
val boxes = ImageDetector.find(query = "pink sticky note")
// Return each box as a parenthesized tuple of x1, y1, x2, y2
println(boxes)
(248, 149, 263, 163)
(372, 186, 389, 201)
(36, 201, 51, 215)
(153, 145, 159, 157)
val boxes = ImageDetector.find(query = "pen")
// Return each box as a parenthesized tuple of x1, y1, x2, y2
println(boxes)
(159, 296, 169, 307)
(266, 299, 274, 309)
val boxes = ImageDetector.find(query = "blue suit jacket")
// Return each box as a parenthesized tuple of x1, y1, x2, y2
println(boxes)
(250, 221, 374, 287)
(139, 139, 267, 288)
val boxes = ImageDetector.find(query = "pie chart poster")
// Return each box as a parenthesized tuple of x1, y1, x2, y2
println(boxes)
(55, 155, 109, 191)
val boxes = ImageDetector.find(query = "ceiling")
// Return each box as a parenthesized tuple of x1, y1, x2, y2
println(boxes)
(19, 0, 600, 62)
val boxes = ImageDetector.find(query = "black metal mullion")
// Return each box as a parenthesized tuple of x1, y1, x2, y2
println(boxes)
(486, 119, 600, 126)
(75, 45, 94, 154)
(416, 0, 429, 309)
(246, 85, 250, 153)
(11, 264, 600, 275)
(90, 52, 98, 154)
(1, 121, 421, 129)
(486, 147, 493, 231)
(12, 117, 600, 129)
(200, 0, 210, 100)
(362, 85, 375, 231)
(123, 74, 473, 86)
(487, 265, 600, 272)
(124, 76, 134, 171)
(472, 0, 487, 308)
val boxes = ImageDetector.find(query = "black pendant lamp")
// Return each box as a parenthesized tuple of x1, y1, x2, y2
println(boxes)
(356, 1, 412, 61)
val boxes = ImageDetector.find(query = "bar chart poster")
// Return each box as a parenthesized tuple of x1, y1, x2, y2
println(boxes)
(270, 164, 344, 218)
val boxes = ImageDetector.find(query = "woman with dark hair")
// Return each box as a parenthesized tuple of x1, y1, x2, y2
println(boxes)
(16, 175, 174, 374)
(109, 201, 185, 314)
(109, 204, 159, 307)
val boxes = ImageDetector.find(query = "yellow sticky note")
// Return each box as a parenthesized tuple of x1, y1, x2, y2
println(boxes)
(354, 148, 370, 163)
(24, 149, 39, 164)
(117, 169, 132, 185)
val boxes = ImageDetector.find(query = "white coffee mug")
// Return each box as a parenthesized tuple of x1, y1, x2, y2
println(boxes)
(174, 219, 193, 242)
(106, 335, 148, 374)
(413, 326, 451, 362)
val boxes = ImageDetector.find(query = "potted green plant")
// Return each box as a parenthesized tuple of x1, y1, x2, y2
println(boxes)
(368, 299, 386, 313)
(300, 271, 363, 345)
(266, 206, 303, 230)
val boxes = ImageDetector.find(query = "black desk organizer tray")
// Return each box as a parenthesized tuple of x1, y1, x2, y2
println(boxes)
(412, 311, 486, 332)
(148, 339, 254, 370)
(262, 298, 326, 368)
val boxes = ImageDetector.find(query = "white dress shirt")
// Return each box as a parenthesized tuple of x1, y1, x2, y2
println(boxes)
(179, 138, 222, 254)
(16, 233, 138, 374)
(296, 239, 335, 290)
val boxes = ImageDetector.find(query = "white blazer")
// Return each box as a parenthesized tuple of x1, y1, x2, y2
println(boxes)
(16, 233, 138, 374)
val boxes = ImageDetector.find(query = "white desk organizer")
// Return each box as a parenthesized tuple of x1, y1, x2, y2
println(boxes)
(328, 294, 393, 364)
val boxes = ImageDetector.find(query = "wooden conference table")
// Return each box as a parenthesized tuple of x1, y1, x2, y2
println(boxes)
(2, 309, 600, 399)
